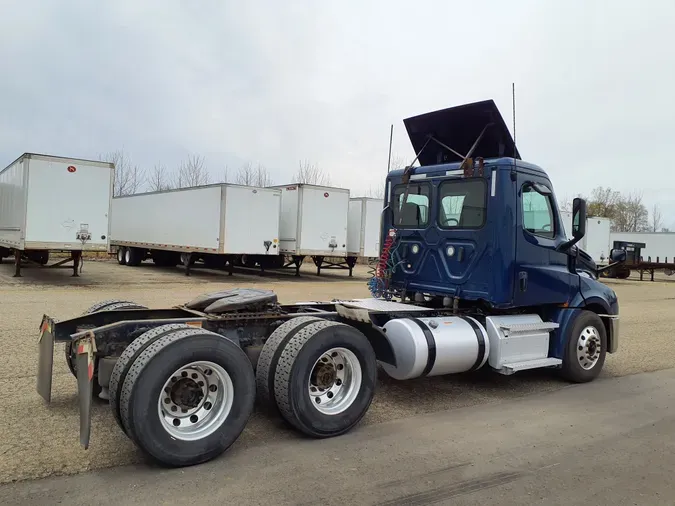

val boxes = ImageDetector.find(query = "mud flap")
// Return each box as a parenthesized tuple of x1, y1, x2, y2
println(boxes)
(76, 336, 96, 449)
(37, 315, 56, 403)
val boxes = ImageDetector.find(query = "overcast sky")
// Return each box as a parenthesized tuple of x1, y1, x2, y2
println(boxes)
(1, 1, 673, 228)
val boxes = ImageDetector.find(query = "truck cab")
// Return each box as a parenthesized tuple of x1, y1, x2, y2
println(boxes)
(378, 100, 622, 374)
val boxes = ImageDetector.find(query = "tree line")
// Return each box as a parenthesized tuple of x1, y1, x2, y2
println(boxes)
(103, 149, 413, 201)
(103, 149, 333, 197)
(563, 187, 667, 233)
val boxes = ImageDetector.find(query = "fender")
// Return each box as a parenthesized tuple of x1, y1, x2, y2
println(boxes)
(544, 290, 619, 359)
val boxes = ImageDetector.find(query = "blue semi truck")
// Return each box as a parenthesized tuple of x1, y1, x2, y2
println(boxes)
(37, 99, 626, 468)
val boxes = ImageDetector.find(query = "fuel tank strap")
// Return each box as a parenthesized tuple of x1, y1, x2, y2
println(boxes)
(410, 318, 436, 376)
(459, 316, 486, 371)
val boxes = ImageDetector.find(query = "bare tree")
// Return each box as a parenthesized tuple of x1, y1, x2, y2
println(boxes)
(254, 164, 273, 186)
(365, 184, 385, 199)
(147, 163, 173, 192)
(101, 150, 145, 196)
(173, 155, 209, 188)
(388, 153, 408, 172)
(651, 204, 663, 232)
(294, 160, 331, 186)
(221, 165, 230, 184)
(587, 186, 622, 218)
(235, 162, 256, 186)
(235, 162, 273, 186)
(613, 192, 649, 232)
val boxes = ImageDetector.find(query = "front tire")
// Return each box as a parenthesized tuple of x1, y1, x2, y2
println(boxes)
(119, 328, 255, 467)
(561, 310, 607, 383)
(273, 320, 377, 438)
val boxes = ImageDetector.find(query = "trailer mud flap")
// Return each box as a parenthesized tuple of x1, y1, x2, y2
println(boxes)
(76, 336, 96, 449)
(37, 315, 56, 403)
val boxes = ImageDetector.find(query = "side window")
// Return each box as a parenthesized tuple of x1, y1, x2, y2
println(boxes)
(522, 185, 555, 238)
(392, 183, 430, 228)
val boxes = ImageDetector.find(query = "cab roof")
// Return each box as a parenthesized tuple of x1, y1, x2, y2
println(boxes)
(387, 157, 548, 180)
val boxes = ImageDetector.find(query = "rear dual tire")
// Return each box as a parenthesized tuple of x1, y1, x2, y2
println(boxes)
(111, 324, 255, 467)
(65, 300, 148, 397)
(256, 318, 377, 438)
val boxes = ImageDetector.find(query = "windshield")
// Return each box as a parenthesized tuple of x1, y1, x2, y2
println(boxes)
(438, 179, 486, 228)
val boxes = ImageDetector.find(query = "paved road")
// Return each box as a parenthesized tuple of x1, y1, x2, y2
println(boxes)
(3, 368, 674, 506)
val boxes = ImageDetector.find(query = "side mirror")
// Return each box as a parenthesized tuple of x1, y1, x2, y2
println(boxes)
(610, 248, 626, 263)
(572, 198, 587, 240)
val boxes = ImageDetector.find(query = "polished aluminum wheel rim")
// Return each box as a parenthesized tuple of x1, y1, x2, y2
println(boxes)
(308, 347, 362, 415)
(124, 249, 131, 264)
(158, 361, 234, 441)
(577, 326, 601, 370)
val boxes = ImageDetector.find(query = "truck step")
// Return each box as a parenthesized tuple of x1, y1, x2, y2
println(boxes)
(499, 322, 560, 335)
(497, 357, 562, 375)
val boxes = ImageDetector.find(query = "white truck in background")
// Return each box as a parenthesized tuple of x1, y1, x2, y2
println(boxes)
(0, 153, 114, 277)
(110, 183, 282, 276)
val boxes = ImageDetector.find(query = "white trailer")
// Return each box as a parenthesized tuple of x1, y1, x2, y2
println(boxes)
(560, 212, 611, 265)
(0, 153, 113, 277)
(347, 197, 383, 258)
(110, 184, 282, 276)
(271, 183, 355, 276)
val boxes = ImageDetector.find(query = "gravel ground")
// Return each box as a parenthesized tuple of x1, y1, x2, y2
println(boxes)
(0, 259, 673, 484)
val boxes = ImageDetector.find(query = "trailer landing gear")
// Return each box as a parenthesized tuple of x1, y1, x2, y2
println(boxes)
(71, 250, 82, 277)
(13, 249, 21, 277)
(311, 255, 358, 276)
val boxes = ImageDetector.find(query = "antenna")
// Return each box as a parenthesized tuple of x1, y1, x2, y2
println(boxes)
(387, 124, 393, 173)
(512, 82, 517, 146)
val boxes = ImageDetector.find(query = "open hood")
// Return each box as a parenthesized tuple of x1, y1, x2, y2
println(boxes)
(403, 99, 520, 167)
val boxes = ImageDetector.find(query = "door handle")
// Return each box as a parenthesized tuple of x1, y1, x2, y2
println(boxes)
(519, 271, 528, 292)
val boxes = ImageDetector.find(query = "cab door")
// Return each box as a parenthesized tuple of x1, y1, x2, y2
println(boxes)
(513, 175, 579, 307)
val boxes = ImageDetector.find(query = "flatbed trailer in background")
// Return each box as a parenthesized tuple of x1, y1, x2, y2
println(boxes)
(604, 239, 675, 280)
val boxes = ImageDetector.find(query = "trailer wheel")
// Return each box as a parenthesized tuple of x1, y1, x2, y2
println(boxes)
(109, 323, 204, 434)
(561, 310, 607, 383)
(273, 320, 377, 438)
(65, 300, 148, 394)
(125, 247, 143, 266)
(256, 316, 324, 412)
(117, 248, 127, 265)
(118, 327, 255, 467)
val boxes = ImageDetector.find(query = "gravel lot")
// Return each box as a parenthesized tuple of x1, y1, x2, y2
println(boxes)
(0, 259, 673, 484)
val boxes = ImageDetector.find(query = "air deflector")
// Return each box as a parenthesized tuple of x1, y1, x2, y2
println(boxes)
(403, 99, 520, 167)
